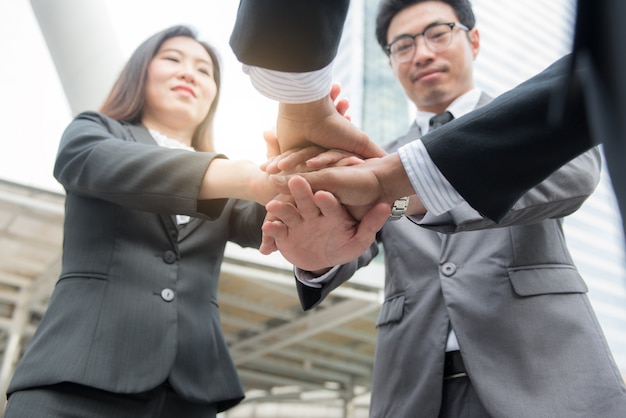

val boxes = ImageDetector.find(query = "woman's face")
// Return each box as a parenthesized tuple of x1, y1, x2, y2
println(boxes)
(142, 36, 217, 140)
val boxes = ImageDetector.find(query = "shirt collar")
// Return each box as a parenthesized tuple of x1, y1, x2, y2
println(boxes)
(415, 88, 482, 134)
(149, 129, 195, 152)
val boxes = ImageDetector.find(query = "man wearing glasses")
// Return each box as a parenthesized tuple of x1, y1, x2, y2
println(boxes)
(256, 1, 626, 417)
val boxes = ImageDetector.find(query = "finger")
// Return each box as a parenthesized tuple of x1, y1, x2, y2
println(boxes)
(263, 130, 281, 159)
(263, 157, 282, 174)
(287, 176, 322, 219)
(305, 152, 344, 169)
(276, 146, 326, 172)
(265, 200, 303, 226)
(306, 150, 362, 169)
(335, 202, 389, 254)
(358, 203, 390, 236)
(259, 233, 278, 255)
(330, 83, 342, 102)
(336, 98, 350, 117)
(261, 219, 288, 239)
(261, 155, 277, 173)
(260, 220, 285, 254)
(259, 241, 277, 255)
(264, 147, 303, 174)
(334, 156, 365, 167)
(312, 190, 345, 219)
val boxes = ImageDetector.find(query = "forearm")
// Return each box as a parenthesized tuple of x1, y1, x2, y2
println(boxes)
(277, 95, 385, 159)
(277, 96, 337, 152)
(199, 158, 276, 204)
(373, 153, 420, 204)
(422, 54, 592, 221)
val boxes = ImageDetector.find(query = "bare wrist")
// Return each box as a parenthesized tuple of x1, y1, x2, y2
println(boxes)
(278, 96, 333, 122)
(374, 153, 416, 204)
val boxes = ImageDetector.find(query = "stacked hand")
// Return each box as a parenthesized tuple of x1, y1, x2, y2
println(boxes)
(260, 175, 390, 272)
(272, 84, 386, 159)
(259, 84, 422, 270)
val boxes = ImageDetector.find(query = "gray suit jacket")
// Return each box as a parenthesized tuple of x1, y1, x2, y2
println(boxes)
(7, 112, 265, 412)
(297, 98, 626, 417)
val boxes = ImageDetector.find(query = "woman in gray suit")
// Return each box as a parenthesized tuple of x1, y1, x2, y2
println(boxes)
(3, 25, 278, 418)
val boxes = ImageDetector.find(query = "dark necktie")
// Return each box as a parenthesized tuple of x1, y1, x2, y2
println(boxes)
(429, 111, 454, 131)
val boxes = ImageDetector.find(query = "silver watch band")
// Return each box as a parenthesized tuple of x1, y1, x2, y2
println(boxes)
(388, 196, 410, 221)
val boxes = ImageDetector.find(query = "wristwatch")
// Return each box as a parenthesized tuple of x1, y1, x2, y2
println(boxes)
(388, 196, 410, 221)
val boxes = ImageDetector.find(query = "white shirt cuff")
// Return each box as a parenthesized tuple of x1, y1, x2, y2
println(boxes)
(294, 266, 340, 288)
(398, 139, 465, 216)
(243, 63, 333, 103)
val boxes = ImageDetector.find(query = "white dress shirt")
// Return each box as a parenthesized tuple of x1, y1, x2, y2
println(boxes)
(150, 130, 194, 225)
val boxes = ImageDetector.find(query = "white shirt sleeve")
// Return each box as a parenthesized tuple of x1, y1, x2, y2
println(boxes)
(294, 266, 341, 288)
(398, 139, 466, 216)
(243, 63, 333, 103)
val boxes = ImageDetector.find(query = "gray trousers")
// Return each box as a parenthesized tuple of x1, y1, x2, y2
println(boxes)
(439, 376, 491, 418)
(3, 382, 217, 418)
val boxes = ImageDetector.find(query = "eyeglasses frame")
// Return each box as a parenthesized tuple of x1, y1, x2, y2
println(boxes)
(384, 22, 471, 63)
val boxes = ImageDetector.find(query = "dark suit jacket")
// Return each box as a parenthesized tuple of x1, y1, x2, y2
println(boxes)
(230, 0, 349, 72)
(7, 112, 266, 412)
(230, 0, 626, 236)
(425, 0, 626, 235)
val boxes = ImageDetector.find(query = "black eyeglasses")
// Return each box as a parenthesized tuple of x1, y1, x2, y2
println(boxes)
(384, 22, 470, 63)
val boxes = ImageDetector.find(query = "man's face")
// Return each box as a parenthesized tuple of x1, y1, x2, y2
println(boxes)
(387, 1, 480, 113)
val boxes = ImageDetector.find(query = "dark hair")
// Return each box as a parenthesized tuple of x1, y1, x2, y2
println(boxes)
(375, 0, 476, 52)
(100, 25, 221, 151)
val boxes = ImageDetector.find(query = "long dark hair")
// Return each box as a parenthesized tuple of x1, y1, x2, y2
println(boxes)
(100, 25, 221, 151)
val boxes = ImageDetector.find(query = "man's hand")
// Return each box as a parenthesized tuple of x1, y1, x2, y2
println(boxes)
(260, 175, 390, 272)
(269, 153, 425, 220)
(263, 83, 366, 172)
(276, 94, 385, 159)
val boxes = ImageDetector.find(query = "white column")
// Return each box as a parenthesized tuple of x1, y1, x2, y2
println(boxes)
(29, 0, 125, 115)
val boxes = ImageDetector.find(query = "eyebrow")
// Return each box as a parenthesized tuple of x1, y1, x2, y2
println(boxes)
(389, 20, 449, 44)
(160, 47, 212, 67)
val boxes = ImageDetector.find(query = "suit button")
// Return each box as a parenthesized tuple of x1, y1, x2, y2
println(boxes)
(441, 262, 457, 277)
(163, 250, 177, 264)
(161, 288, 175, 302)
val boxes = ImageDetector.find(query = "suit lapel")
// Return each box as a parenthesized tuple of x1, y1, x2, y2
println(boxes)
(127, 124, 158, 145)
(125, 124, 184, 232)
(177, 217, 204, 242)
(394, 121, 421, 149)
(125, 123, 208, 242)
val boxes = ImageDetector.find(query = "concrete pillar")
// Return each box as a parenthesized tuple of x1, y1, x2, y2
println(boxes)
(341, 379, 356, 418)
(29, 0, 125, 115)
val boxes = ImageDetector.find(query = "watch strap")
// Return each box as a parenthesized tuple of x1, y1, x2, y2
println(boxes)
(388, 196, 410, 221)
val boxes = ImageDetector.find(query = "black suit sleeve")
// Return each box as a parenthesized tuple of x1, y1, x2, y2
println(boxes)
(422, 54, 594, 221)
(229, 0, 350, 72)
(295, 280, 324, 311)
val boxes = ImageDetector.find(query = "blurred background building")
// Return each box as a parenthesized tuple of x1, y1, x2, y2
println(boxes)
(0, 0, 624, 417)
